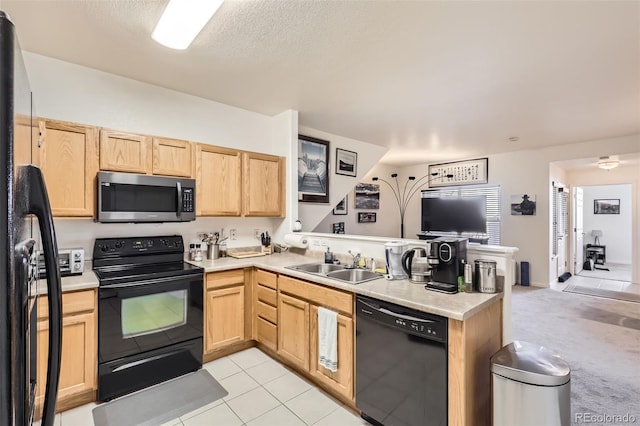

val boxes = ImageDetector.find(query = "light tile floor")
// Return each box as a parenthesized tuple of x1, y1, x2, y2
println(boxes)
(38, 348, 369, 426)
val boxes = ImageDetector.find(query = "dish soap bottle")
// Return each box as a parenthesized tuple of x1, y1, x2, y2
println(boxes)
(324, 247, 333, 264)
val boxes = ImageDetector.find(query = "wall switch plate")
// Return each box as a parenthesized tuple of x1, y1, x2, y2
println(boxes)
(230, 229, 237, 240)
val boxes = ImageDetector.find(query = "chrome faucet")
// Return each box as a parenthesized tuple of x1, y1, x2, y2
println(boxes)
(348, 250, 361, 268)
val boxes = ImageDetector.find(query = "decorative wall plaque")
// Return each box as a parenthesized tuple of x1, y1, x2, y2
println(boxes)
(428, 157, 488, 187)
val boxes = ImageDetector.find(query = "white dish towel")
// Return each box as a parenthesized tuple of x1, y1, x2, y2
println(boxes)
(318, 306, 338, 372)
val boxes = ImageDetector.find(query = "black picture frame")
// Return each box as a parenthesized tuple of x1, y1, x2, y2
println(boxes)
(298, 135, 330, 203)
(354, 183, 380, 209)
(333, 195, 348, 215)
(358, 212, 377, 223)
(594, 199, 620, 214)
(335, 148, 357, 177)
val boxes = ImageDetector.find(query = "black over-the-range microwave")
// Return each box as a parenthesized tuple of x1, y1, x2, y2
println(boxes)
(97, 171, 196, 223)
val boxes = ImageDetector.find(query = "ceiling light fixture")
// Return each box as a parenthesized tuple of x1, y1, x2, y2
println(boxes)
(597, 156, 619, 170)
(152, 0, 224, 50)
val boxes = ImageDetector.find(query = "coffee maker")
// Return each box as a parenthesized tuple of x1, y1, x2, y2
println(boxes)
(427, 237, 467, 293)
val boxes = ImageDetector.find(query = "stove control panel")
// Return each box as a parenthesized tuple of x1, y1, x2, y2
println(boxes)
(93, 235, 184, 259)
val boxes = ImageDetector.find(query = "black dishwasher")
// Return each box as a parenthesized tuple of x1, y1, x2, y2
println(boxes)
(356, 296, 448, 426)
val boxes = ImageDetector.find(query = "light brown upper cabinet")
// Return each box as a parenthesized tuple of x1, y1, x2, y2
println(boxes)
(37, 119, 99, 217)
(243, 152, 285, 217)
(99, 129, 151, 174)
(195, 144, 242, 216)
(152, 137, 192, 177)
(14, 115, 38, 168)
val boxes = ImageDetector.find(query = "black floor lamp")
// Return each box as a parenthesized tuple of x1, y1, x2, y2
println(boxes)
(372, 172, 453, 238)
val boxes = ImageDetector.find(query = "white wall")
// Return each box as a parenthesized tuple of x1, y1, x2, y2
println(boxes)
(25, 53, 282, 154)
(24, 52, 292, 252)
(297, 126, 388, 232)
(313, 162, 401, 237)
(581, 184, 632, 264)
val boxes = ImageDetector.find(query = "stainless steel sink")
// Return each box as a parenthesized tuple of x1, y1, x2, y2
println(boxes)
(326, 268, 381, 284)
(286, 263, 382, 284)
(287, 263, 345, 274)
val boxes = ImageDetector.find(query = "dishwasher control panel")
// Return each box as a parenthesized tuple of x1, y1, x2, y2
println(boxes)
(356, 295, 447, 342)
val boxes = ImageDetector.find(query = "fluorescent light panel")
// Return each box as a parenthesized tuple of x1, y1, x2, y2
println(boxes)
(152, 0, 224, 50)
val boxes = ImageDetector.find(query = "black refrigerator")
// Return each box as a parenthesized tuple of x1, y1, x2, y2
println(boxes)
(0, 11, 63, 426)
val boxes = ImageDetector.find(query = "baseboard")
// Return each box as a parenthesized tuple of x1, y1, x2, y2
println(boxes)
(203, 340, 255, 364)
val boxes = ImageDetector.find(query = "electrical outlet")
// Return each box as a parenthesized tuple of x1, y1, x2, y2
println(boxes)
(255, 229, 261, 240)
(230, 229, 237, 240)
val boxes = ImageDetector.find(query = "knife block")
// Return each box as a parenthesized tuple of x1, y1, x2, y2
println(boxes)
(261, 245, 273, 255)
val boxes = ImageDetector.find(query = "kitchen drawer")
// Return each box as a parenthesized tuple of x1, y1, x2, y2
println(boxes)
(256, 269, 277, 290)
(256, 316, 277, 352)
(37, 289, 95, 320)
(206, 269, 244, 290)
(256, 284, 277, 306)
(278, 275, 353, 316)
(256, 300, 277, 324)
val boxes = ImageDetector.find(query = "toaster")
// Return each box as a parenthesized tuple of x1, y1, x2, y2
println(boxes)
(37, 248, 85, 279)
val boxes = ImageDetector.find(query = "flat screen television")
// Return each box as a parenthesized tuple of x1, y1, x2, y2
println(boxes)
(421, 196, 487, 234)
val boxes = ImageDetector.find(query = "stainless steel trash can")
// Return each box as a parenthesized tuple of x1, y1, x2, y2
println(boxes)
(491, 341, 571, 426)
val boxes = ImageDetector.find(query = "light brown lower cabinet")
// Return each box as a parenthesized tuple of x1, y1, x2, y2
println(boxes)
(309, 305, 354, 399)
(277, 293, 310, 370)
(204, 271, 246, 354)
(36, 289, 97, 416)
(254, 270, 279, 351)
(277, 275, 354, 400)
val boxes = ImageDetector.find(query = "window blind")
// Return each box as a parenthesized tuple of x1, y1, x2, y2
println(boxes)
(421, 185, 501, 245)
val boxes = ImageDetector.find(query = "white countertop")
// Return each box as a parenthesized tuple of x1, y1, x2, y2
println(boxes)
(187, 252, 502, 321)
(36, 270, 99, 295)
(38, 253, 502, 321)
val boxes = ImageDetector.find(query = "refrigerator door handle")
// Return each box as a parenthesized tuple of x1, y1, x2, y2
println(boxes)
(24, 165, 62, 426)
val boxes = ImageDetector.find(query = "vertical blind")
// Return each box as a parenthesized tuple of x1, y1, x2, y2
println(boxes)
(421, 185, 501, 245)
(552, 185, 568, 256)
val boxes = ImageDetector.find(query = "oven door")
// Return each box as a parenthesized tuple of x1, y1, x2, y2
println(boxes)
(98, 273, 203, 364)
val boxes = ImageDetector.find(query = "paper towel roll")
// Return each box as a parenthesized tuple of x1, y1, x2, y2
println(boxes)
(284, 233, 309, 248)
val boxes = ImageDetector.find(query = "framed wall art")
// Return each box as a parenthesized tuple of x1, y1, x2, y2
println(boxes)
(333, 195, 348, 215)
(298, 135, 329, 203)
(594, 199, 620, 214)
(358, 212, 377, 223)
(428, 157, 488, 187)
(336, 148, 357, 177)
(354, 183, 380, 209)
(332, 222, 345, 234)
(510, 194, 536, 215)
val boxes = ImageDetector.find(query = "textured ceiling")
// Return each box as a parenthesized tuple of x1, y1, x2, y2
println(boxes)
(3, 0, 639, 165)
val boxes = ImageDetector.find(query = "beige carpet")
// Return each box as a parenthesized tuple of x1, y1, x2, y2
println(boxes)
(511, 286, 640, 422)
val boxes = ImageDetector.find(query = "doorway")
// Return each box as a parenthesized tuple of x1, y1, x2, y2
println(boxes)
(569, 183, 636, 296)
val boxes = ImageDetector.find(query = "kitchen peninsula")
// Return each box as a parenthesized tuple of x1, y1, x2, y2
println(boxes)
(189, 249, 506, 426)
